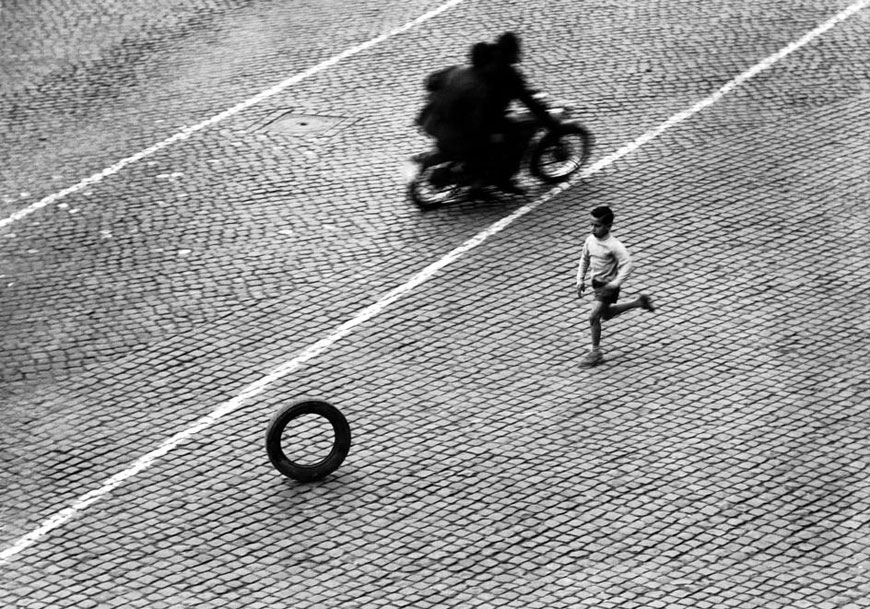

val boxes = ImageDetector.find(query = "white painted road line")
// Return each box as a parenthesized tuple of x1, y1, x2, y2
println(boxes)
(2, 0, 868, 565)
(0, 0, 467, 231)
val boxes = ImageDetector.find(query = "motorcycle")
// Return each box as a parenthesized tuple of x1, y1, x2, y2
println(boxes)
(408, 93, 592, 210)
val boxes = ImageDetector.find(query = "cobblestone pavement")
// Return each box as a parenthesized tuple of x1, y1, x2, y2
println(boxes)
(1, 0, 869, 607)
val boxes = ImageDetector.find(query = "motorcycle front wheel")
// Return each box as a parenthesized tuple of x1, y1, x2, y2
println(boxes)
(409, 162, 461, 210)
(529, 124, 592, 184)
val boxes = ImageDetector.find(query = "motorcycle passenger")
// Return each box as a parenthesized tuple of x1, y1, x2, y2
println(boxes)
(418, 43, 493, 183)
(483, 31, 560, 193)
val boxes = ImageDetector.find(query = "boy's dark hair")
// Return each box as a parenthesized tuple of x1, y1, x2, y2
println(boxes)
(591, 205, 614, 226)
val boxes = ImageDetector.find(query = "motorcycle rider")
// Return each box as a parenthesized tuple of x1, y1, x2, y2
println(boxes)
(483, 31, 560, 193)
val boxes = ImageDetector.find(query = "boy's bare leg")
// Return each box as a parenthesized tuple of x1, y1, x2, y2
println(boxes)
(602, 294, 654, 320)
(581, 300, 607, 367)
(589, 300, 606, 349)
(583, 296, 652, 367)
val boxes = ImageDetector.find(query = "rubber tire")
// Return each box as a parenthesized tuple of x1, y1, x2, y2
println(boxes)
(265, 399, 351, 482)
(529, 123, 592, 184)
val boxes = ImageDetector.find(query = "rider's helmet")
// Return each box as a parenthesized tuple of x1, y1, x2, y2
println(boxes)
(495, 31, 521, 65)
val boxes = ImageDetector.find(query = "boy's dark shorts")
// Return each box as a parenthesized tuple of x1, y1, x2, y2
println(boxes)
(592, 279, 620, 304)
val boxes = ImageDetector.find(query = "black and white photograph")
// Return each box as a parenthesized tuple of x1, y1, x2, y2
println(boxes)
(2, 1, 869, 607)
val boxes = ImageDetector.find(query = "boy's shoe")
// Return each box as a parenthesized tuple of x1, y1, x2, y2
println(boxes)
(639, 294, 655, 312)
(580, 349, 604, 368)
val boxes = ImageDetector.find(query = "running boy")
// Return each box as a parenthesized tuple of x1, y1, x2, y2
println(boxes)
(576, 205, 654, 367)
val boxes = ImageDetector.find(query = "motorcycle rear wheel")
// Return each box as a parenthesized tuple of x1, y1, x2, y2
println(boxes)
(529, 124, 592, 184)
(409, 163, 461, 210)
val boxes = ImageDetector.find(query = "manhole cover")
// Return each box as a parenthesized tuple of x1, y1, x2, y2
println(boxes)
(255, 111, 349, 136)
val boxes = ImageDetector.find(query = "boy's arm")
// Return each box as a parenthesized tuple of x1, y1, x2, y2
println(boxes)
(608, 242, 633, 288)
(576, 242, 590, 295)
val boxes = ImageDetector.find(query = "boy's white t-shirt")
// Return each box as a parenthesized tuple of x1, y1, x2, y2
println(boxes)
(576, 233, 633, 287)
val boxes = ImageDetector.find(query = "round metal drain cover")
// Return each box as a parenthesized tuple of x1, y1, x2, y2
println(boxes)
(261, 113, 345, 136)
